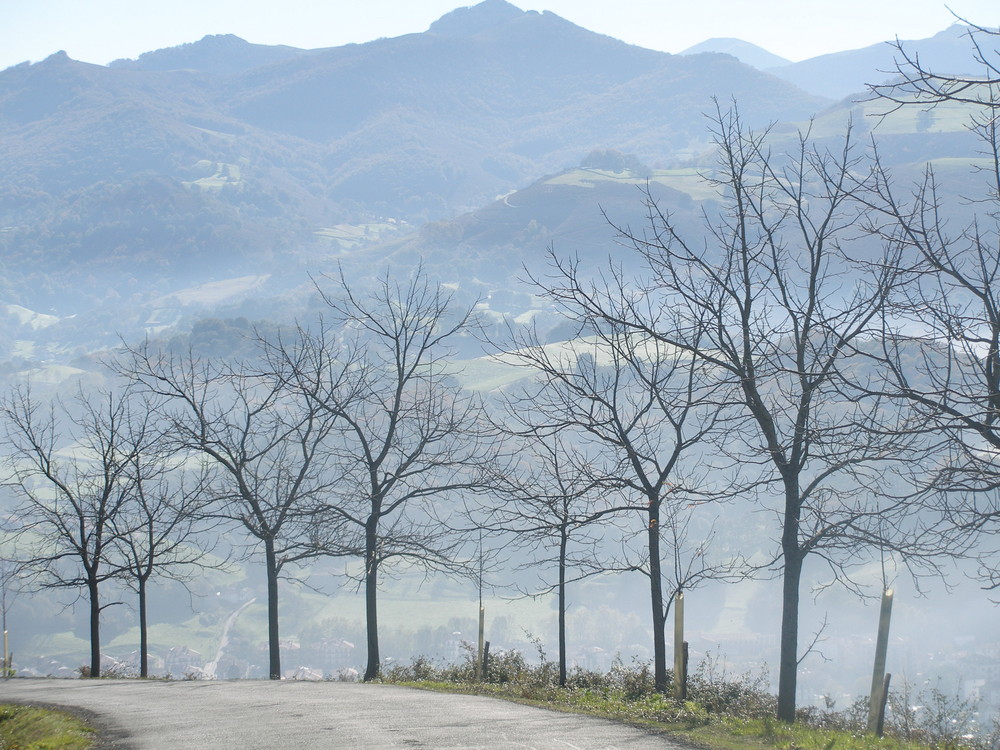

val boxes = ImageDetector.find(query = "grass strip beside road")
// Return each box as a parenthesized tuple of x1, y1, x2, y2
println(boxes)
(0, 704, 95, 750)
(392, 681, 930, 750)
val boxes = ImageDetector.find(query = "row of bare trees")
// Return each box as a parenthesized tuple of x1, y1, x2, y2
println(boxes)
(497, 26, 1000, 720)
(0, 385, 215, 678)
(0, 25, 998, 724)
(1, 270, 494, 682)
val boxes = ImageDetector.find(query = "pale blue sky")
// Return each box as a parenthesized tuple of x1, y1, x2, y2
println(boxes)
(1, 0, 996, 71)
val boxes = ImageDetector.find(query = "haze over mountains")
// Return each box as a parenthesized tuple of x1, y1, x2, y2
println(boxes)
(0, 0, 988, 370)
(5, 0, 1000, 694)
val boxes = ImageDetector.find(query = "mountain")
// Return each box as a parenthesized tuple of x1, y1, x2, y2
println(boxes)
(0, 0, 827, 320)
(3, 0, 987, 375)
(768, 24, 988, 100)
(680, 38, 791, 70)
(345, 83, 986, 301)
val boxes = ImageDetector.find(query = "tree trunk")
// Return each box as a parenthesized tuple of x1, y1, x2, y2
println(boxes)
(138, 575, 148, 678)
(557, 524, 568, 688)
(87, 577, 101, 678)
(647, 501, 667, 693)
(264, 536, 281, 680)
(363, 518, 380, 681)
(777, 480, 804, 723)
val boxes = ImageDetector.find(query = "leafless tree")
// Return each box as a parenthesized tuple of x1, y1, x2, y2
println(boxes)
(111, 430, 218, 678)
(865, 22, 1000, 587)
(478, 429, 618, 687)
(494, 316, 734, 693)
(539, 104, 935, 720)
(0, 383, 147, 678)
(279, 268, 495, 681)
(116, 344, 345, 680)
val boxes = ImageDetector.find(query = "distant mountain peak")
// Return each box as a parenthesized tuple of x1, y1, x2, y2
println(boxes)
(42, 50, 72, 64)
(679, 38, 790, 70)
(428, 0, 529, 36)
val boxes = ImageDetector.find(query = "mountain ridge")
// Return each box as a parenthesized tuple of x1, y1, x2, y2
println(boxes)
(109, 34, 308, 75)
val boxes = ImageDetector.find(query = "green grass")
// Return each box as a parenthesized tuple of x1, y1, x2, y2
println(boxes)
(380, 650, 969, 750)
(0, 705, 95, 750)
(708, 715, 929, 750)
(393, 680, 931, 750)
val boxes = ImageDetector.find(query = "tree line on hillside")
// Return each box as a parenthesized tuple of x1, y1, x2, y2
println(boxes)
(2, 27, 1000, 723)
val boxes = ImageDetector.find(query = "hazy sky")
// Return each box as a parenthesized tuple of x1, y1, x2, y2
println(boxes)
(1, 0, 996, 72)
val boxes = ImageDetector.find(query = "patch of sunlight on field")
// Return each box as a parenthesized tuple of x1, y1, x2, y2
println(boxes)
(315, 222, 406, 251)
(108, 617, 224, 660)
(455, 335, 688, 391)
(12, 340, 34, 358)
(808, 97, 976, 138)
(26, 632, 90, 662)
(18, 365, 87, 384)
(153, 275, 270, 307)
(6, 304, 59, 330)
(545, 168, 719, 201)
(184, 160, 242, 191)
(451, 356, 531, 391)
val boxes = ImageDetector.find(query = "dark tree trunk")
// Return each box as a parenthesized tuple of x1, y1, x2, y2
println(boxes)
(87, 576, 101, 678)
(777, 479, 803, 722)
(264, 536, 281, 680)
(363, 518, 380, 681)
(647, 501, 667, 693)
(138, 575, 148, 678)
(557, 524, 568, 688)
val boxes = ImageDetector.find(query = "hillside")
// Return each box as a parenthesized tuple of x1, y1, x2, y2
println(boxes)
(0, 1, 825, 320)
(0, 0, 989, 376)
(767, 23, 987, 100)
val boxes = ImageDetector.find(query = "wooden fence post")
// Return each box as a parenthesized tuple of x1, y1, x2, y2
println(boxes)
(673, 591, 686, 700)
(867, 589, 894, 733)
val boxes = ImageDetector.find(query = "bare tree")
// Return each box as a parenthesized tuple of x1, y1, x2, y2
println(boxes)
(478, 429, 617, 687)
(494, 317, 732, 693)
(283, 268, 494, 681)
(116, 345, 345, 680)
(540, 105, 933, 720)
(0, 383, 146, 678)
(866, 22, 1000, 585)
(111, 429, 218, 677)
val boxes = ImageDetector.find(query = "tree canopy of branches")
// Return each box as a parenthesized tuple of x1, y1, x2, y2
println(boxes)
(117, 346, 345, 680)
(280, 268, 494, 681)
(866, 22, 1000, 587)
(495, 316, 733, 693)
(0, 383, 149, 678)
(478, 428, 615, 687)
(112, 439, 216, 677)
(540, 105, 936, 721)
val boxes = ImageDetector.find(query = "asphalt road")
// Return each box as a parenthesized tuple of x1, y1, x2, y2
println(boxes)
(0, 678, 686, 749)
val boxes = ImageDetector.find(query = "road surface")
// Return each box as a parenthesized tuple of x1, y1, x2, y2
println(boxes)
(0, 678, 687, 749)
